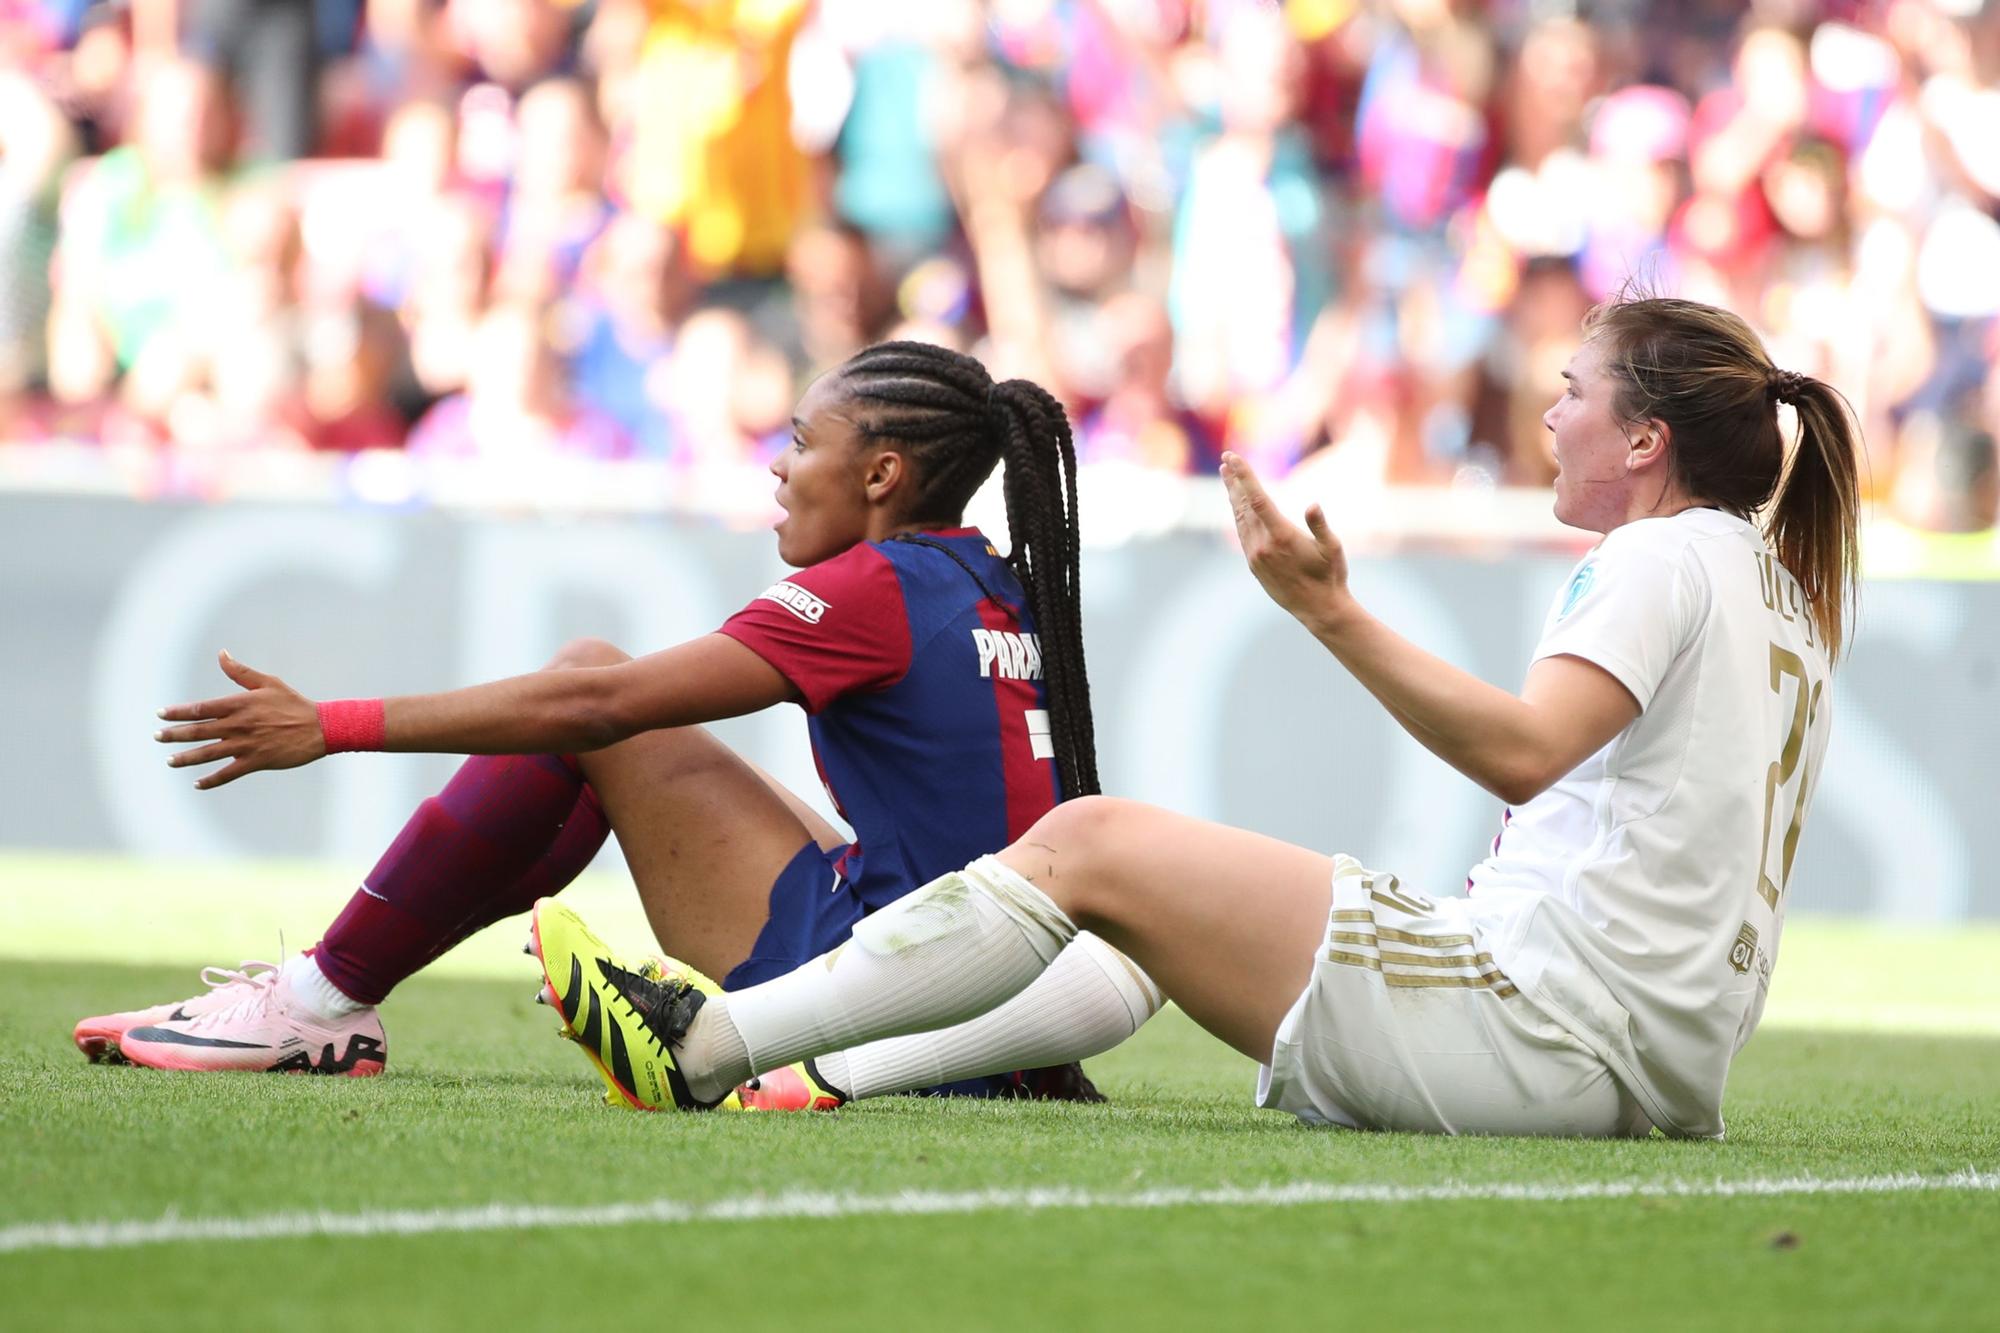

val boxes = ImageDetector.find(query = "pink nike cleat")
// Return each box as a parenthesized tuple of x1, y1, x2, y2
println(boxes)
(73, 961, 281, 1064)
(118, 972, 387, 1076)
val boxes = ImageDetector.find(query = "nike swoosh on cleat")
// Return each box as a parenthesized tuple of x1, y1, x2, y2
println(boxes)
(123, 1027, 268, 1050)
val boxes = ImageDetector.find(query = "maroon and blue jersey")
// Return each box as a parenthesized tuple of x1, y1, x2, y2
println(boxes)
(717, 527, 1063, 921)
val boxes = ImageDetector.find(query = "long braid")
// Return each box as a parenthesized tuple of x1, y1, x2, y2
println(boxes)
(988, 379, 1098, 796)
(839, 341, 1100, 798)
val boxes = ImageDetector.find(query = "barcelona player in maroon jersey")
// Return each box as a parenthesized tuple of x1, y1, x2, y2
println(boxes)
(84, 342, 1163, 1107)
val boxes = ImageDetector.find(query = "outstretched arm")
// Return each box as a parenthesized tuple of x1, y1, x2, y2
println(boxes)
(156, 635, 795, 790)
(1220, 453, 1638, 806)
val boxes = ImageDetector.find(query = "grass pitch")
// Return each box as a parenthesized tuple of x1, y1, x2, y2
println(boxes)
(2, 856, 1997, 1332)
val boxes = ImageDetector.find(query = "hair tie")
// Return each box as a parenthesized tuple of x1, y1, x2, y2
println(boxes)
(1767, 368, 1808, 405)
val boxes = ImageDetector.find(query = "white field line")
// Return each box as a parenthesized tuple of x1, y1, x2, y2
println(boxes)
(3, 1169, 1995, 1256)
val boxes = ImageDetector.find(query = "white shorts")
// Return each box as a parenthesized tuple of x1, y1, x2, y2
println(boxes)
(1256, 856, 1653, 1138)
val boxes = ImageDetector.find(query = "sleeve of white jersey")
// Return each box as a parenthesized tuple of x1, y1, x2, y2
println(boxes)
(1529, 529, 1703, 713)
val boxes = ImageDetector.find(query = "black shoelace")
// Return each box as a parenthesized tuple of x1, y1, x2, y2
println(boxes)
(597, 960, 700, 1052)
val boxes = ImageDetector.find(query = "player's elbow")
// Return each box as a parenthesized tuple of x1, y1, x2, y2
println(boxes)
(1483, 703, 1594, 806)
(1486, 751, 1562, 807)
(1489, 773, 1548, 807)
(561, 667, 644, 752)
(569, 710, 629, 754)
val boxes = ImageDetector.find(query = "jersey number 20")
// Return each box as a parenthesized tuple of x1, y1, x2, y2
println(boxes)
(1755, 643, 1822, 911)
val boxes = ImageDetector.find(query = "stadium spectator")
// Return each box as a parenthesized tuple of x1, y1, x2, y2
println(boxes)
(184, 0, 322, 160)
(777, 219, 893, 379)
(35, 289, 138, 444)
(56, 55, 237, 376)
(451, 0, 575, 93)
(1577, 84, 1689, 302)
(355, 99, 466, 311)
(597, 0, 813, 276)
(407, 299, 631, 462)
(1076, 291, 1219, 474)
(1170, 7, 1326, 458)
(559, 211, 697, 459)
(816, 0, 960, 261)
(949, 73, 1080, 395)
(1032, 163, 1141, 406)
(288, 301, 411, 451)
(394, 192, 495, 403)
(492, 76, 612, 304)
(656, 306, 789, 468)
(0, 70, 75, 428)
(329, 0, 471, 135)
(1890, 411, 2000, 535)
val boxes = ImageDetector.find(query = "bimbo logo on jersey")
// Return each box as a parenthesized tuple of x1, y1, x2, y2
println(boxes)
(971, 629, 1043, 680)
(757, 581, 829, 624)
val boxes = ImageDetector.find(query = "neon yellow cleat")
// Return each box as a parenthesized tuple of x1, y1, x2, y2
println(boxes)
(526, 898, 725, 1112)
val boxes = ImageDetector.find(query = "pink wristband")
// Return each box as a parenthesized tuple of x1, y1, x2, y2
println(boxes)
(317, 699, 386, 753)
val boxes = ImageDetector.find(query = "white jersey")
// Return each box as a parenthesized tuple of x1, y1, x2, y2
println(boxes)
(1455, 507, 1832, 1139)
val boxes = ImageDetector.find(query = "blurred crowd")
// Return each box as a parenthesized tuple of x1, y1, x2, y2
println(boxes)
(0, 0, 1996, 533)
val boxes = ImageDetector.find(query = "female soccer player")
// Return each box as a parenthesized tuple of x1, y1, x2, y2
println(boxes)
(543, 295, 1860, 1137)
(88, 341, 1163, 1105)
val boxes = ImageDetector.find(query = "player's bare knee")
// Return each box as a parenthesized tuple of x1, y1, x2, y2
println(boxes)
(546, 637, 629, 670)
(1016, 795, 1144, 925)
(1041, 795, 1153, 859)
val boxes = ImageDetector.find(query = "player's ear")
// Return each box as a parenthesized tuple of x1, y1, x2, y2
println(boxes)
(1627, 418, 1672, 472)
(862, 447, 907, 506)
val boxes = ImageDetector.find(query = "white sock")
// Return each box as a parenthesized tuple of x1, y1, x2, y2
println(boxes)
(679, 856, 1076, 1102)
(284, 954, 367, 1020)
(816, 932, 1163, 1100)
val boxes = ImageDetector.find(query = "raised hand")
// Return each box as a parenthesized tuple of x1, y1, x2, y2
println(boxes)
(1220, 451, 1352, 631)
(154, 651, 326, 790)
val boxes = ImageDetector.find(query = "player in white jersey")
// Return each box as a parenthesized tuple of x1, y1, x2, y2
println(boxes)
(532, 295, 1862, 1138)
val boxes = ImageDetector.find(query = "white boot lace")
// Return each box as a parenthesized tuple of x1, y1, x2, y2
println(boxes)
(198, 961, 281, 993)
(185, 961, 287, 1027)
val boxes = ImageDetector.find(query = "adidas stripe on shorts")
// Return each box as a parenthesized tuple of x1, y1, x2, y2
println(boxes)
(1256, 856, 1653, 1137)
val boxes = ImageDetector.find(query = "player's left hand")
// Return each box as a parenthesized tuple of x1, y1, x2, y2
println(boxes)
(154, 651, 326, 790)
(1220, 451, 1352, 631)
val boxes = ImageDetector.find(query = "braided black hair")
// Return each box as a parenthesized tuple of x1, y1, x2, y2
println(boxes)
(836, 340, 1100, 798)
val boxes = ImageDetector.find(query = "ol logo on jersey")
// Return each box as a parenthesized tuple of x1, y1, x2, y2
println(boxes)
(1728, 921, 1759, 975)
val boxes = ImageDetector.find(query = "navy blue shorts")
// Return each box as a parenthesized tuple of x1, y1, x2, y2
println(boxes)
(722, 839, 1016, 1099)
(723, 840, 863, 992)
